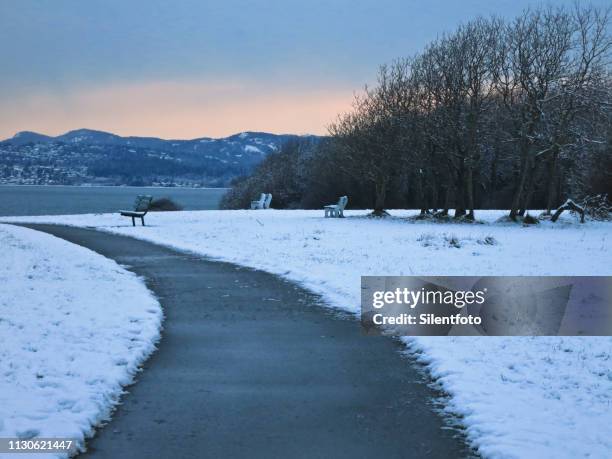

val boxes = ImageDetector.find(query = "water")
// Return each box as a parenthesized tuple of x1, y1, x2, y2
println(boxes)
(0, 186, 228, 217)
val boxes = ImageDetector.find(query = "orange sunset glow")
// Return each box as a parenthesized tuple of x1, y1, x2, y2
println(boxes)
(0, 79, 355, 139)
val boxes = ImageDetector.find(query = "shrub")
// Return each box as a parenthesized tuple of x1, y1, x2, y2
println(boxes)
(149, 197, 183, 211)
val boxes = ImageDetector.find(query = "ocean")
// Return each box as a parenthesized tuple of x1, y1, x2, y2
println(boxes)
(0, 185, 228, 216)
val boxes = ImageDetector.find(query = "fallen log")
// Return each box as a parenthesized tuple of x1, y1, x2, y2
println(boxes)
(551, 199, 585, 223)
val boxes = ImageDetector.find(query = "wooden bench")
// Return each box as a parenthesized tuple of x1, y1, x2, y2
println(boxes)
(324, 196, 348, 218)
(120, 195, 153, 226)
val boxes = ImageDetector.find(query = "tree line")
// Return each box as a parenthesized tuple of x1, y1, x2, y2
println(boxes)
(223, 4, 612, 221)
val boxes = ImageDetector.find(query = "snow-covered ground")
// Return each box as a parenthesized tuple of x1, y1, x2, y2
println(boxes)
(0, 224, 162, 458)
(2, 210, 611, 458)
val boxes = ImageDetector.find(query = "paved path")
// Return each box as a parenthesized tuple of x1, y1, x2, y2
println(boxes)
(21, 224, 474, 459)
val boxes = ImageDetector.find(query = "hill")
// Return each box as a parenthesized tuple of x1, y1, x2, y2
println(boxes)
(0, 129, 316, 187)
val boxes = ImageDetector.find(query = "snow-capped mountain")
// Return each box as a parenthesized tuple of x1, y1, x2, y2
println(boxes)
(0, 129, 318, 186)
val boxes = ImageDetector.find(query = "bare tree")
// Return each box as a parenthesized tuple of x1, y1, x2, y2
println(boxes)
(321, 4, 612, 220)
(329, 61, 414, 216)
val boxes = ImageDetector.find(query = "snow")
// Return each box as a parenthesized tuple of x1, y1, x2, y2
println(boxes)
(244, 145, 262, 153)
(2, 210, 611, 458)
(0, 224, 162, 458)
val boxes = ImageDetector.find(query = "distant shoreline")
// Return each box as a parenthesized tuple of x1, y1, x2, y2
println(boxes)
(0, 184, 230, 190)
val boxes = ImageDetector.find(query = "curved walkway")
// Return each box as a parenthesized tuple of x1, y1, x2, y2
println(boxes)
(20, 224, 474, 459)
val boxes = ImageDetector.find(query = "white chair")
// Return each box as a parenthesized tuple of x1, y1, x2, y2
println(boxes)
(324, 196, 348, 218)
(263, 193, 272, 209)
(250, 193, 266, 209)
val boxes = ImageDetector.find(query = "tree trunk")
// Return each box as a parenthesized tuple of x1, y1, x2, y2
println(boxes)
(465, 164, 475, 220)
(465, 114, 478, 221)
(373, 179, 387, 216)
(519, 158, 538, 216)
(430, 170, 439, 212)
(510, 149, 531, 220)
(545, 148, 559, 214)
(438, 186, 450, 216)
(439, 168, 453, 216)
(416, 169, 426, 214)
(454, 161, 466, 218)
(490, 143, 499, 193)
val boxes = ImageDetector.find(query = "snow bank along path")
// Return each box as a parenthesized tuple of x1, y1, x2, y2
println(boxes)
(20, 224, 473, 458)
(3, 209, 611, 459)
(0, 224, 162, 457)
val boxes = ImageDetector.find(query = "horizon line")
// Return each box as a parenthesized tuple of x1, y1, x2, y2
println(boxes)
(5, 127, 325, 143)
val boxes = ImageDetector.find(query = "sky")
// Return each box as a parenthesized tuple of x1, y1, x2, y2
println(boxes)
(0, 0, 608, 139)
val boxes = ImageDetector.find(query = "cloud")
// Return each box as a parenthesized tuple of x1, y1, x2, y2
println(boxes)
(0, 78, 355, 139)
